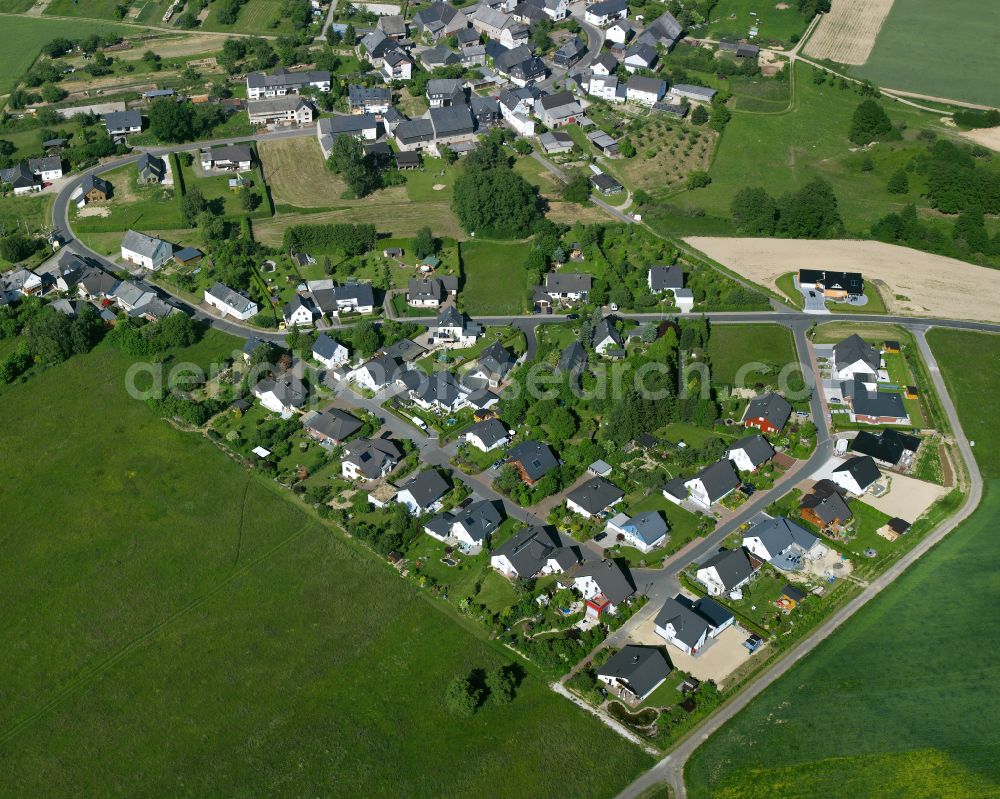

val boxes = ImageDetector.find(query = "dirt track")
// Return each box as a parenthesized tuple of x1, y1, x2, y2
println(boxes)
(685, 237, 1000, 324)
(803, 0, 895, 64)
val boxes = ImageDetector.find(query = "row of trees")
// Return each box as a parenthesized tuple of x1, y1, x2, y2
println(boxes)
(282, 222, 378, 257)
(730, 179, 842, 238)
(106, 313, 202, 357)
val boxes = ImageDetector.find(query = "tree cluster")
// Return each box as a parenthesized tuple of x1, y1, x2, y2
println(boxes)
(848, 99, 897, 146)
(106, 313, 202, 357)
(444, 664, 522, 717)
(730, 178, 842, 238)
(283, 222, 377, 257)
(149, 99, 229, 143)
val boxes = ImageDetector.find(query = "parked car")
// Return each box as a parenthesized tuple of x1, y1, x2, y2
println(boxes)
(744, 634, 764, 653)
(567, 313, 580, 320)
(594, 532, 607, 542)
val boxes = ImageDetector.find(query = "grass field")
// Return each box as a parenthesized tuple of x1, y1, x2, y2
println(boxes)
(459, 238, 532, 316)
(0, 0, 33, 11)
(685, 480, 1000, 799)
(201, 0, 305, 35)
(70, 162, 185, 233)
(665, 62, 949, 232)
(0, 15, 139, 93)
(45, 0, 129, 18)
(927, 330, 1000, 478)
(0, 340, 653, 798)
(707, 323, 798, 386)
(705, 0, 810, 46)
(848, 0, 1000, 106)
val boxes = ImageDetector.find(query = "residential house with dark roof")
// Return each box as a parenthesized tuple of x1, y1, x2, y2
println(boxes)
(342, 437, 402, 480)
(553, 35, 588, 68)
(742, 517, 820, 571)
(727, 433, 775, 473)
(429, 104, 476, 145)
(534, 91, 582, 128)
(136, 153, 166, 185)
(351, 354, 403, 391)
(252, 374, 308, 416)
(625, 74, 665, 104)
(623, 44, 658, 74)
(245, 68, 331, 100)
(412, 1, 467, 39)
(654, 597, 709, 654)
(120, 229, 172, 270)
(506, 440, 559, 485)
(597, 645, 671, 701)
(490, 525, 579, 578)
(648, 265, 684, 293)
(204, 281, 258, 321)
(742, 392, 792, 433)
(590, 172, 624, 195)
(635, 10, 683, 50)
(557, 341, 588, 375)
(543, 272, 591, 304)
(426, 78, 466, 108)
(464, 418, 511, 452)
(565, 477, 625, 518)
(593, 316, 624, 357)
(425, 499, 504, 548)
(303, 407, 363, 444)
(833, 334, 881, 380)
(395, 470, 451, 515)
(283, 294, 317, 327)
(468, 340, 517, 387)
(312, 333, 349, 368)
(680, 459, 739, 510)
(829, 455, 881, 495)
(605, 510, 669, 553)
(799, 481, 852, 531)
(696, 548, 755, 596)
(348, 84, 392, 114)
(585, 0, 629, 27)
(571, 558, 636, 616)
(850, 429, 921, 468)
(104, 109, 142, 137)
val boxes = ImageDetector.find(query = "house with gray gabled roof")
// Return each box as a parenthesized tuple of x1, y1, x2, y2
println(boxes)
(399, 369, 469, 413)
(571, 558, 636, 615)
(830, 455, 881, 495)
(303, 407, 363, 444)
(394, 118, 435, 151)
(426, 78, 466, 108)
(312, 333, 349, 369)
(543, 272, 591, 303)
(799, 482, 852, 531)
(395, 469, 451, 515)
(252, 373, 308, 417)
(623, 44, 658, 74)
(743, 516, 820, 571)
(636, 10, 683, 50)
(727, 433, 775, 473)
(429, 104, 476, 143)
(283, 294, 317, 327)
(342, 437, 402, 480)
(625, 74, 665, 104)
(850, 429, 921, 467)
(648, 265, 684, 293)
(245, 68, 331, 100)
(833, 334, 881, 380)
(565, 476, 625, 518)
(585, 0, 628, 26)
(103, 109, 142, 137)
(136, 152, 166, 185)
(654, 597, 709, 654)
(742, 391, 792, 434)
(683, 459, 739, 510)
(606, 510, 668, 553)
(519, 0, 568, 22)
(672, 84, 716, 103)
(591, 52, 619, 76)
(534, 91, 582, 128)
(434, 305, 481, 347)
(351, 354, 403, 391)
(361, 29, 395, 64)
(317, 115, 378, 156)
(506, 440, 559, 485)
(464, 418, 511, 452)
(556, 341, 587, 375)
(381, 47, 414, 82)
(696, 547, 755, 596)
(597, 645, 671, 701)
(468, 340, 516, 387)
(846, 381, 909, 425)
(553, 35, 588, 68)
(0, 163, 38, 195)
(77, 267, 119, 300)
(204, 281, 258, 321)
(593, 316, 624, 356)
(377, 13, 407, 38)
(491, 524, 578, 578)
(425, 499, 504, 548)
(120, 229, 172, 270)
(413, 1, 466, 39)
(28, 155, 62, 181)
(200, 145, 252, 171)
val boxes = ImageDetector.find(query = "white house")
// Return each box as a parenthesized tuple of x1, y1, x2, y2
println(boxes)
(28, 155, 63, 182)
(625, 76, 665, 106)
(585, 0, 628, 27)
(742, 516, 821, 572)
(312, 333, 349, 369)
(684, 459, 739, 510)
(596, 645, 671, 702)
(252, 374, 307, 417)
(654, 597, 709, 655)
(695, 548, 755, 597)
(588, 74, 625, 103)
(592, 317, 624, 356)
(605, 510, 668, 553)
(565, 477, 625, 519)
(283, 295, 317, 327)
(382, 49, 413, 82)
(833, 334, 882, 380)
(727, 434, 775, 473)
(351, 354, 402, 392)
(341, 437, 401, 480)
(395, 470, 450, 516)
(433, 306, 482, 348)
(204, 281, 258, 321)
(120, 229, 172, 270)
(245, 69, 331, 100)
(828, 455, 881, 495)
(424, 500, 504, 549)
(605, 19, 637, 44)
(333, 283, 376, 315)
(247, 95, 314, 127)
(200, 145, 253, 171)
(571, 558, 636, 617)
(464, 418, 511, 452)
(490, 525, 577, 579)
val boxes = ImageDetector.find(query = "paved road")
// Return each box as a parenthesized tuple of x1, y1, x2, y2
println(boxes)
(613, 325, 986, 799)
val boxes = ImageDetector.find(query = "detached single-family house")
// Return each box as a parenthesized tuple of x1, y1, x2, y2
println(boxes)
(596, 645, 671, 702)
(28, 155, 63, 182)
(506, 440, 559, 485)
(850, 429, 921, 468)
(342, 437, 402, 480)
(571, 558, 636, 617)
(348, 85, 392, 114)
(468, 341, 517, 387)
(399, 369, 469, 413)
(585, 0, 628, 27)
(382, 48, 414, 82)
(623, 44, 658, 74)
(556, 341, 587, 375)
(534, 91, 582, 128)
(433, 306, 482, 348)
(520, 0, 568, 22)
(553, 35, 588, 68)
(104, 109, 143, 138)
(247, 95, 314, 127)
(696, 548, 755, 596)
(201, 145, 253, 171)
(591, 52, 619, 76)
(412, 1, 468, 39)
(312, 333, 350, 368)
(742, 392, 792, 434)
(625, 75, 665, 105)
(464, 418, 511, 452)
(799, 480, 853, 531)
(283, 295, 317, 327)
(539, 130, 574, 154)
(491, 525, 579, 579)
(682, 459, 739, 510)
(0, 163, 39, 195)
(498, 87, 538, 135)
(204, 281, 258, 321)
(333, 283, 376, 315)
(395, 470, 451, 515)
(590, 172, 624, 196)
(2, 267, 43, 299)
(120, 229, 172, 270)
(406, 277, 447, 308)
(829, 455, 881, 495)
(742, 516, 820, 571)
(606, 510, 668, 553)
(606, 19, 639, 44)
(425, 499, 504, 548)
(351, 354, 403, 391)
(317, 115, 378, 157)
(648, 265, 683, 293)
(654, 597, 709, 655)
(427, 78, 466, 108)
(635, 10, 683, 51)
(304, 407, 363, 444)
(593, 317, 624, 356)
(78, 174, 110, 204)
(833, 334, 881, 380)
(798, 269, 864, 300)
(843, 376, 910, 425)
(543, 272, 591, 304)
(727, 434, 775, 473)
(136, 153, 166, 185)
(565, 476, 625, 519)
(253, 374, 308, 416)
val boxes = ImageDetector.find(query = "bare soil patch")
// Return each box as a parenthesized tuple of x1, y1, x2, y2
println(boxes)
(803, 0, 895, 64)
(685, 236, 1000, 323)
(76, 205, 110, 217)
(957, 125, 1000, 153)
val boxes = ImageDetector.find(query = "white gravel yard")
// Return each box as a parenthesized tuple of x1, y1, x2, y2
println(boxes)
(858, 471, 949, 521)
(628, 617, 759, 686)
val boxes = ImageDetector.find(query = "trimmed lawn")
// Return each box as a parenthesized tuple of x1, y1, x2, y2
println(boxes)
(849, 0, 1000, 107)
(459, 238, 532, 316)
(774, 272, 803, 308)
(70, 162, 184, 233)
(405, 157, 457, 202)
(179, 157, 269, 220)
(704, 0, 810, 46)
(0, 16, 140, 93)
(0, 341, 653, 798)
(201, 0, 307, 35)
(927, 329, 1000, 478)
(707, 323, 797, 386)
(685, 482, 1000, 799)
